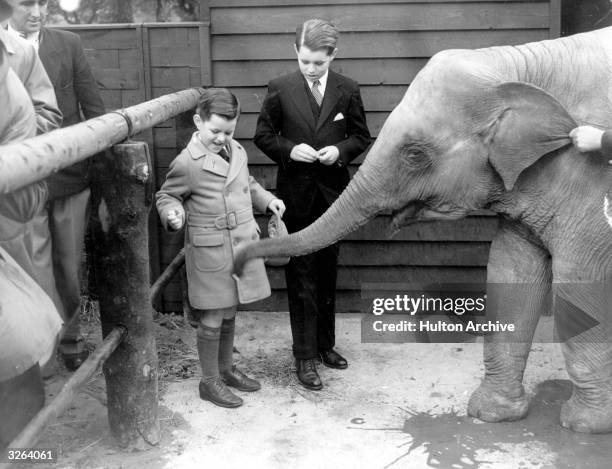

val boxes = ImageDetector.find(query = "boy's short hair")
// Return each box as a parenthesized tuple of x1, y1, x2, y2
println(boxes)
(295, 19, 338, 55)
(196, 88, 240, 120)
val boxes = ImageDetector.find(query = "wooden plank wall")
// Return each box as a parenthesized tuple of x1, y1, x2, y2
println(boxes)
(197, 0, 559, 312)
(60, 0, 560, 312)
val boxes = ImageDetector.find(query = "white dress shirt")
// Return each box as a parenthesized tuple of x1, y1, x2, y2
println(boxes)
(306, 70, 328, 97)
(5, 22, 40, 51)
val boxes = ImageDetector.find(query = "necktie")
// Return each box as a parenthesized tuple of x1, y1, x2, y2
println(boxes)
(218, 148, 230, 163)
(311, 80, 323, 107)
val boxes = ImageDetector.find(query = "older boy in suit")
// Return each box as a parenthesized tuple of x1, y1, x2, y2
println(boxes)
(7, 0, 105, 370)
(254, 19, 371, 390)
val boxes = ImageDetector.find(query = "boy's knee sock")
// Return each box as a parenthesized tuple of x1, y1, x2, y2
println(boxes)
(197, 324, 221, 382)
(219, 317, 236, 374)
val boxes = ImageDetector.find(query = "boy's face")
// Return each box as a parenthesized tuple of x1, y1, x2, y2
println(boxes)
(294, 44, 337, 82)
(193, 113, 237, 154)
(7, 0, 47, 34)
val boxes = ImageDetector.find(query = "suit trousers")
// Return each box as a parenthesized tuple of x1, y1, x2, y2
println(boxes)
(284, 189, 339, 359)
(49, 188, 90, 342)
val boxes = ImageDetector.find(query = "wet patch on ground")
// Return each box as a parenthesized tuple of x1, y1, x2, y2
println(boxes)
(349, 379, 612, 469)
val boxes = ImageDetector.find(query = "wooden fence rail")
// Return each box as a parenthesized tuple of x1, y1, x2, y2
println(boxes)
(0, 88, 203, 195)
(0, 88, 204, 449)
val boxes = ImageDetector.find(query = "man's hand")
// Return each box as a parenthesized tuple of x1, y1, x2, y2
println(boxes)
(318, 146, 340, 166)
(569, 126, 604, 153)
(267, 198, 286, 218)
(290, 143, 319, 162)
(167, 208, 185, 230)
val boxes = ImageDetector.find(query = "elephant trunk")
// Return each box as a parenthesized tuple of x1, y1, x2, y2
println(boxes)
(234, 159, 387, 275)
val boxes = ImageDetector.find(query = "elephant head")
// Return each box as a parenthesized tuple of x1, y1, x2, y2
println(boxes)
(235, 28, 612, 434)
(235, 37, 611, 272)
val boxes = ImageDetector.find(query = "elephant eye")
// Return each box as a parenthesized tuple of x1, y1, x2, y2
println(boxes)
(400, 143, 432, 171)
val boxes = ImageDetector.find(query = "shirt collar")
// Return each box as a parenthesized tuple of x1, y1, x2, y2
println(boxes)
(305, 70, 329, 93)
(5, 22, 40, 49)
(187, 132, 232, 160)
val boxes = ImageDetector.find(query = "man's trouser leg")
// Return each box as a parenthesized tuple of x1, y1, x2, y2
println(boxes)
(49, 189, 90, 342)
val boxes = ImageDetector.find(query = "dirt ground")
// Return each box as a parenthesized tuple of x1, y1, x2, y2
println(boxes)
(28, 312, 612, 469)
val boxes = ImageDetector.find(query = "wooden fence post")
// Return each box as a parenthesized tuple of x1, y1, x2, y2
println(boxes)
(90, 141, 160, 448)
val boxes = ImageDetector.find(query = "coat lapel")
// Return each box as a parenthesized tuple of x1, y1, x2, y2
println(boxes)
(38, 29, 61, 85)
(201, 154, 229, 177)
(225, 140, 246, 187)
(287, 71, 316, 132)
(187, 133, 230, 177)
(316, 71, 342, 132)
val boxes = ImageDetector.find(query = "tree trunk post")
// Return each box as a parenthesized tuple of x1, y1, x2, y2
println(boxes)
(90, 141, 160, 448)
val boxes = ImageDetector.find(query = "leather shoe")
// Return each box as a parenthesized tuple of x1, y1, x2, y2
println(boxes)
(319, 349, 348, 369)
(221, 366, 261, 392)
(199, 377, 243, 408)
(59, 340, 90, 371)
(296, 359, 323, 390)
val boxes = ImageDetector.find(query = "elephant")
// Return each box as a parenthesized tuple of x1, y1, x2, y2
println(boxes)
(235, 27, 612, 433)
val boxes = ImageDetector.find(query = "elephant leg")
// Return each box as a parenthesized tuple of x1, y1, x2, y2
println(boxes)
(468, 219, 551, 422)
(554, 267, 612, 433)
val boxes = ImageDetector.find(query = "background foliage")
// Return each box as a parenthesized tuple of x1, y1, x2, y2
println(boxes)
(47, 0, 199, 24)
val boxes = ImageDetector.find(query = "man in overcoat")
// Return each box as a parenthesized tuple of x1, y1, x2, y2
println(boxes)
(0, 6, 62, 317)
(6, 0, 105, 369)
(0, 0, 62, 445)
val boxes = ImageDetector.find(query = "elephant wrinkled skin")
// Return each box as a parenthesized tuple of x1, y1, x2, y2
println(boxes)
(235, 28, 612, 433)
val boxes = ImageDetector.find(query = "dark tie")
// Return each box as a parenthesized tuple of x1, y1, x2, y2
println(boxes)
(218, 148, 230, 163)
(311, 80, 323, 107)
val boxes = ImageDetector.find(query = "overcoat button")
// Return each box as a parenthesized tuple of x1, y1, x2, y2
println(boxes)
(243, 187, 248, 193)
(225, 188, 231, 196)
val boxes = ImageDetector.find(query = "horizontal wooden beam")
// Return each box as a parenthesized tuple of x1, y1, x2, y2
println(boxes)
(0, 88, 204, 195)
(211, 29, 550, 61)
(210, 3, 550, 35)
(159, 241, 491, 266)
(211, 0, 545, 5)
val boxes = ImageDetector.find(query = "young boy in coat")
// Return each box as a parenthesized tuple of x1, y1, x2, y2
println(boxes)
(156, 88, 285, 408)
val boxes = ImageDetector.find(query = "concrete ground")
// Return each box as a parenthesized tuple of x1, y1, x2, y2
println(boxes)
(33, 312, 612, 469)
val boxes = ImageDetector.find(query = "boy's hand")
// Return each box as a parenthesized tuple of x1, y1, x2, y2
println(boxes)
(167, 208, 185, 230)
(318, 146, 340, 165)
(290, 143, 318, 162)
(569, 126, 604, 153)
(267, 198, 286, 218)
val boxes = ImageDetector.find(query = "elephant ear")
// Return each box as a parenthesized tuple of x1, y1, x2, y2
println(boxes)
(484, 82, 577, 191)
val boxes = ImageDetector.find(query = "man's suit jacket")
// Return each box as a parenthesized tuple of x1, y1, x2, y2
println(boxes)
(38, 28, 106, 326)
(39, 28, 104, 125)
(254, 70, 371, 217)
(38, 27, 105, 193)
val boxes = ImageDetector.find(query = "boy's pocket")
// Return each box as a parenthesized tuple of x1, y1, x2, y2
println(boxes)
(191, 231, 227, 272)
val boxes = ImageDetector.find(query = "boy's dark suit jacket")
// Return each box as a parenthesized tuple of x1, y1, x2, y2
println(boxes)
(254, 70, 371, 217)
(38, 27, 105, 193)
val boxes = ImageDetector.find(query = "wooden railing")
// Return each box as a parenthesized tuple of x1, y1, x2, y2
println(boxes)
(0, 88, 203, 454)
